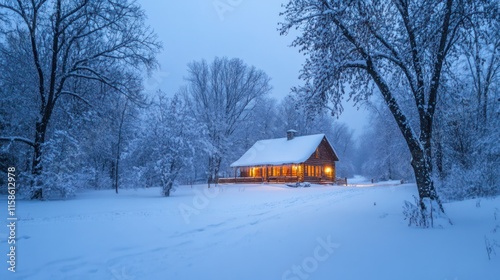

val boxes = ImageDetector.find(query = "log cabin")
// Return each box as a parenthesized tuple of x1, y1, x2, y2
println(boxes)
(219, 130, 339, 184)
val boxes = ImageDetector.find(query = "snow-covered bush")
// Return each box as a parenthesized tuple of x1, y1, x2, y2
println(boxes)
(436, 112, 500, 202)
(438, 163, 500, 202)
(403, 196, 452, 228)
(403, 196, 427, 227)
(485, 208, 500, 260)
(33, 130, 92, 199)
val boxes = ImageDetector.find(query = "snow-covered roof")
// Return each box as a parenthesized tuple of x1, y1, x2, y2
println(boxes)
(231, 133, 337, 167)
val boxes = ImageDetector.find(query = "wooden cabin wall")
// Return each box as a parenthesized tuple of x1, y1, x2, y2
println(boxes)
(304, 138, 337, 180)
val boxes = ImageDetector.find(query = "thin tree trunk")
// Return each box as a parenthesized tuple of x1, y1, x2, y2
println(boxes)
(213, 156, 222, 186)
(207, 157, 212, 188)
(435, 135, 444, 180)
(114, 100, 129, 194)
(207, 155, 222, 187)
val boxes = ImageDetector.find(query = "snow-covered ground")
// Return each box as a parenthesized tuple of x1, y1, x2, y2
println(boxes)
(1, 180, 499, 280)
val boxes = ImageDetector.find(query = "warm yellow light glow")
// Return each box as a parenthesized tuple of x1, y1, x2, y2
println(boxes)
(325, 167, 332, 173)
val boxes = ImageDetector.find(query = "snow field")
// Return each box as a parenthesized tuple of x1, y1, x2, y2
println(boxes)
(0, 182, 498, 280)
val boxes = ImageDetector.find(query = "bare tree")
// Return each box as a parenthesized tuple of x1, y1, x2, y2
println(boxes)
(433, 5, 500, 200)
(460, 3, 500, 124)
(359, 101, 414, 182)
(277, 94, 357, 177)
(279, 0, 497, 221)
(0, 0, 161, 195)
(183, 57, 272, 186)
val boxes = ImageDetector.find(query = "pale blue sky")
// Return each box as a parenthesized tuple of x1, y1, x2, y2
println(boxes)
(138, 0, 368, 137)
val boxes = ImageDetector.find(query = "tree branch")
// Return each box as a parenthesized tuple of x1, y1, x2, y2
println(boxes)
(0, 136, 35, 147)
(57, 90, 92, 107)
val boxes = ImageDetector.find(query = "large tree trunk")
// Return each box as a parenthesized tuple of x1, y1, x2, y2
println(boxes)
(408, 132, 449, 227)
(31, 118, 50, 199)
(28, 0, 60, 200)
(367, 62, 445, 216)
(162, 182, 172, 197)
(31, 121, 46, 177)
(410, 148, 443, 211)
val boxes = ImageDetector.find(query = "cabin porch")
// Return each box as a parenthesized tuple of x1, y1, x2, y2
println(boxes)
(218, 164, 335, 184)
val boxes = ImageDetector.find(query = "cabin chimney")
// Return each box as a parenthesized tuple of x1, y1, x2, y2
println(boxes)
(287, 129, 297, 140)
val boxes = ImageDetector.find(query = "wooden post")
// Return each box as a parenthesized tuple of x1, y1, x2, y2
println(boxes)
(264, 165, 267, 182)
(263, 165, 266, 182)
